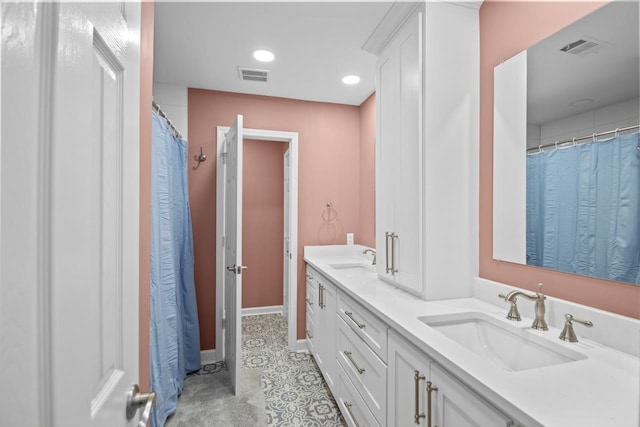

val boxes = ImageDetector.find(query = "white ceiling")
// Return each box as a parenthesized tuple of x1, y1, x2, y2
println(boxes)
(153, 2, 394, 106)
(527, 1, 639, 125)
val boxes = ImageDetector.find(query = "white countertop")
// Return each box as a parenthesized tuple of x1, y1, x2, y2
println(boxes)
(304, 245, 640, 427)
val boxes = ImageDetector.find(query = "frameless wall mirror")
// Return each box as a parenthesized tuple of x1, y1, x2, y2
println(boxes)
(493, 1, 640, 285)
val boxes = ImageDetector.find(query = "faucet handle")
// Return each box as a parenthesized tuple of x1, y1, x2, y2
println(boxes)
(498, 293, 521, 321)
(536, 282, 544, 294)
(559, 313, 593, 342)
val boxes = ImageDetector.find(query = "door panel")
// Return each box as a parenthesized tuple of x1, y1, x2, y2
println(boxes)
(224, 115, 244, 395)
(49, 2, 140, 426)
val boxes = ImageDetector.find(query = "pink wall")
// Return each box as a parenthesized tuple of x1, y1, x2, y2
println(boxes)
(479, 0, 639, 319)
(188, 89, 366, 347)
(139, 1, 153, 390)
(359, 93, 376, 248)
(242, 139, 285, 309)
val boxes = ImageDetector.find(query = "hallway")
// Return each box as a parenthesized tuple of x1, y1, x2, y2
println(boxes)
(165, 314, 345, 426)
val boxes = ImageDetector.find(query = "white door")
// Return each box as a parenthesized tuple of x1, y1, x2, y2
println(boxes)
(0, 2, 143, 427)
(223, 115, 244, 395)
(283, 149, 291, 321)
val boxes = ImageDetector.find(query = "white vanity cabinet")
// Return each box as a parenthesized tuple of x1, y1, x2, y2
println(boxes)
(334, 291, 388, 427)
(388, 330, 513, 427)
(313, 269, 338, 393)
(375, 8, 424, 298)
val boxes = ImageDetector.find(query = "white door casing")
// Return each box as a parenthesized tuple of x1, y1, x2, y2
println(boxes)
(1, 2, 141, 427)
(283, 149, 291, 322)
(216, 127, 299, 362)
(223, 115, 244, 394)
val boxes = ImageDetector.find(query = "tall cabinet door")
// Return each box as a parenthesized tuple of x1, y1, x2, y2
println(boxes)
(430, 364, 513, 427)
(387, 331, 431, 427)
(375, 9, 425, 298)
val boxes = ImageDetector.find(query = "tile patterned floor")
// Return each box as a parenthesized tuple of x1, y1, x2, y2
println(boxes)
(242, 314, 346, 426)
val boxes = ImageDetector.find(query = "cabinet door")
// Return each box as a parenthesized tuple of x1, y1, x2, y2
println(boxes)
(375, 10, 424, 298)
(388, 331, 431, 427)
(316, 276, 337, 393)
(430, 364, 513, 427)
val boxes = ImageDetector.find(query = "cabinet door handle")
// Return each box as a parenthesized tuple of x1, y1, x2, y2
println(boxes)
(305, 297, 313, 306)
(345, 311, 365, 329)
(385, 232, 392, 273)
(319, 284, 325, 309)
(391, 233, 398, 273)
(426, 381, 438, 427)
(414, 370, 426, 424)
(305, 329, 313, 339)
(343, 350, 365, 374)
(344, 402, 361, 427)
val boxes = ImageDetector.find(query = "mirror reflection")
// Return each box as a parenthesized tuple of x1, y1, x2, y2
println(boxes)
(525, 2, 639, 284)
(496, 2, 640, 284)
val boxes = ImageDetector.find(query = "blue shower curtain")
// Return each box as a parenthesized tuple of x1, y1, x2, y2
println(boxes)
(526, 132, 640, 284)
(150, 111, 201, 427)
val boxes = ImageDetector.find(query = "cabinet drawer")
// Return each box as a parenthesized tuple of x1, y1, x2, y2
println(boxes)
(305, 265, 318, 284)
(336, 363, 381, 427)
(337, 316, 387, 425)
(305, 313, 316, 355)
(337, 291, 388, 362)
(306, 282, 316, 317)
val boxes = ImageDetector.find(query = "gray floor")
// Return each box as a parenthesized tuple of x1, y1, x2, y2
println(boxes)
(164, 314, 345, 427)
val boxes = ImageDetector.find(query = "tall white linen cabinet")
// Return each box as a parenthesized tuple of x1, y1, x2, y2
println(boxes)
(369, 1, 480, 301)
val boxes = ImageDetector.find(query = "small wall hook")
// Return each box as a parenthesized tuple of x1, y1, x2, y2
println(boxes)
(197, 147, 207, 163)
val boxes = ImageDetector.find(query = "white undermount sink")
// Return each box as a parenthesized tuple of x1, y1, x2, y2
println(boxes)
(419, 312, 587, 371)
(329, 262, 376, 279)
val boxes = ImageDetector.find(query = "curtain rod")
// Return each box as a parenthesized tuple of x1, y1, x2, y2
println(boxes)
(152, 99, 183, 140)
(527, 124, 639, 154)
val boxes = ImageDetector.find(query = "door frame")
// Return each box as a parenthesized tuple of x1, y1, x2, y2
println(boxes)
(216, 126, 299, 357)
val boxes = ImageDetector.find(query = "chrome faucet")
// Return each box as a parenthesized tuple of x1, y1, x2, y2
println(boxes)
(363, 248, 376, 266)
(499, 283, 548, 331)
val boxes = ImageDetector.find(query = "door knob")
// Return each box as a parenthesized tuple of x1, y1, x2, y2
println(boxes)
(226, 265, 248, 274)
(126, 384, 155, 427)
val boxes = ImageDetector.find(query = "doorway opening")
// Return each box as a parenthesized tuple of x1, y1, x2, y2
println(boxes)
(215, 126, 299, 362)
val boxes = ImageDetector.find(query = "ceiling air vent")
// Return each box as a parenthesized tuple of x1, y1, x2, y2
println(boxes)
(559, 38, 603, 56)
(238, 67, 269, 83)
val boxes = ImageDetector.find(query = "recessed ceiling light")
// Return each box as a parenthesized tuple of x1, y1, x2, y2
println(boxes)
(252, 49, 275, 62)
(342, 75, 361, 85)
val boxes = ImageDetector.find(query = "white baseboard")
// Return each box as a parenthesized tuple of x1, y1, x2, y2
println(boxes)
(200, 349, 221, 366)
(242, 305, 283, 317)
(295, 339, 309, 353)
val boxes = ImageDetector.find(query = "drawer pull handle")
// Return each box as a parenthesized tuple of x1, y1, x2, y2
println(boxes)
(426, 381, 438, 427)
(345, 311, 365, 329)
(414, 370, 426, 424)
(305, 329, 313, 339)
(343, 350, 365, 374)
(344, 402, 362, 427)
(305, 297, 313, 306)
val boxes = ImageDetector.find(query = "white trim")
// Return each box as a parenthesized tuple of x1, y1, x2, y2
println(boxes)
(200, 349, 221, 366)
(216, 126, 300, 359)
(242, 305, 283, 317)
(215, 126, 226, 366)
(295, 339, 310, 354)
(362, 2, 420, 55)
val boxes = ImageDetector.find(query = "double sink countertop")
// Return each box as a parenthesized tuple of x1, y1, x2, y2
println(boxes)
(304, 244, 640, 427)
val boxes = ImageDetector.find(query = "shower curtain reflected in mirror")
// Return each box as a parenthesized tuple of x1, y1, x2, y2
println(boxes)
(526, 132, 640, 284)
(150, 111, 201, 427)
